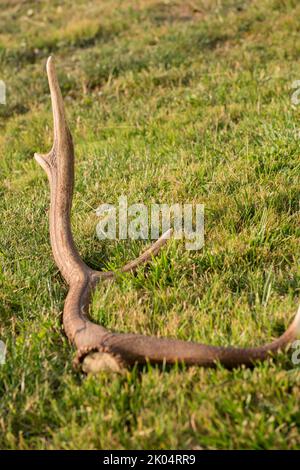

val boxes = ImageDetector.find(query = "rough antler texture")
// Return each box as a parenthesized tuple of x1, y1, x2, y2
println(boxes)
(35, 57, 300, 373)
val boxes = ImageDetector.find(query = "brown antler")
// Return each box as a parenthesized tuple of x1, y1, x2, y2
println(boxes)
(35, 57, 300, 373)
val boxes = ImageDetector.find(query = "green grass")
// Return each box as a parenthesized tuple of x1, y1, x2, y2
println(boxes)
(0, 0, 300, 450)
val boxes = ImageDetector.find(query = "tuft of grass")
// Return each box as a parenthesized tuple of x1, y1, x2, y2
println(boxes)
(0, 0, 300, 449)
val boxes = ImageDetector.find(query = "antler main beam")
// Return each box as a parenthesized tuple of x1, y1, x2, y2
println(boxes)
(35, 57, 300, 373)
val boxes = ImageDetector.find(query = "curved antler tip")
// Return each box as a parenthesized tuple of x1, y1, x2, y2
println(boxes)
(46, 56, 57, 84)
(34, 152, 51, 175)
(82, 352, 124, 374)
(47, 55, 54, 68)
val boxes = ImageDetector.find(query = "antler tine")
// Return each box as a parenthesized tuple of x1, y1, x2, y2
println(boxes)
(35, 57, 171, 283)
(94, 228, 173, 281)
(35, 57, 72, 179)
(35, 57, 300, 374)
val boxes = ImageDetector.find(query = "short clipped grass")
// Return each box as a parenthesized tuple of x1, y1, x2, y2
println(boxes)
(0, 0, 300, 449)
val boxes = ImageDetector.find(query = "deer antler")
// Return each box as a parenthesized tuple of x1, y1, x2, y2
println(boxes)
(35, 57, 300, 373)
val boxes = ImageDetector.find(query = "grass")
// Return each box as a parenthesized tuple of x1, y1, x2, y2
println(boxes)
(0, 0, 300, 450)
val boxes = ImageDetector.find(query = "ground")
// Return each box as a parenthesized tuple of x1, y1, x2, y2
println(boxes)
(0, 0, 300, 450)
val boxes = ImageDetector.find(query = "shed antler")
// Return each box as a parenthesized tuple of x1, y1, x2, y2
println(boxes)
(35, 57, 300, 373)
